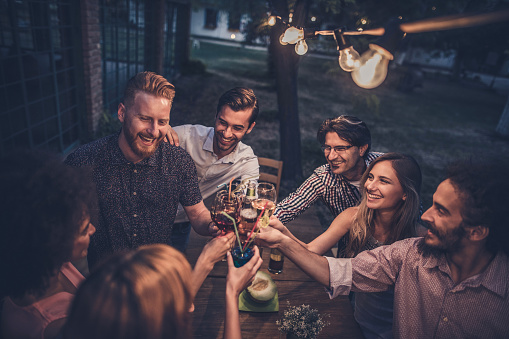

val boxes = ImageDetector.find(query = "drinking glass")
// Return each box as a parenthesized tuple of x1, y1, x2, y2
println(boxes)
(251, 182, 277, 228)
(210, 190, 241, 233)
(268, 248, 284, 274)
(231, 246, 255, 268)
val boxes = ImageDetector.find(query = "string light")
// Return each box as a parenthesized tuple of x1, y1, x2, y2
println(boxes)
(268, 9, 509, 89)
(333, 29, 361, 72)
(295, 40, 308, 55)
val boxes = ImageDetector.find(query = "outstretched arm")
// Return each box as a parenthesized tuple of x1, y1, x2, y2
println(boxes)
(191, 233, 236, 297)
(185, 201, 221, 236)
(224, 246, 263, 339)
(307, 207, 357, 255)
(256, 227, 331, 287)
(269, 207, 357, 256)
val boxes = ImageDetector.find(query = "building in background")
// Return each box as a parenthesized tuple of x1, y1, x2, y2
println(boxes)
(0, 0, 191, 156)
(189, 6, 248, 43)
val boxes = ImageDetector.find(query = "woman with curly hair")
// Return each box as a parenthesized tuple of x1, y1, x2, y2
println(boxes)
(270, 152, 425, 339)
(0, 150, 97, 339)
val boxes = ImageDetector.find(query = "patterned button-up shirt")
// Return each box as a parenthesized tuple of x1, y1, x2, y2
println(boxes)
(274, 152, 382, 224)
(65, 133, 202, 266)
(326, 237, 509, 338)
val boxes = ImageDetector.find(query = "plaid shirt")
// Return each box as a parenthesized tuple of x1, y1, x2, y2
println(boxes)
(274, 152, 382, 224)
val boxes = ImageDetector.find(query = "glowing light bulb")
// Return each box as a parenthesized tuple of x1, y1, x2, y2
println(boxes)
(230, 33, 236, 39)
(338, 47, 361, 72)
(281, 26, 303, 45)
(279, 34, 288, 45)
(295, 40, 308, 55)
(351, 45, 393, 89)
(268, 16, 276, 26)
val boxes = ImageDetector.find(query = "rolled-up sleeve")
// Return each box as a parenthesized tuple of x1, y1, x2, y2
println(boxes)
(324, 257, 353, 299)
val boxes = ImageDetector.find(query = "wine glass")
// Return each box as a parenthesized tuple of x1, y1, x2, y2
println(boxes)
(210, 190, 241, 234)
(253, 182, 277, 218)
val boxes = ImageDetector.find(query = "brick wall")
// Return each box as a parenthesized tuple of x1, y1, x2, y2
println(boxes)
(80, 0, 103, 136)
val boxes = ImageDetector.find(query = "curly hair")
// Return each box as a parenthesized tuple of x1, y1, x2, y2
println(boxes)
(0, 149, 97, 299)
(317, 115, 371, 158)
(216, 87, 259, 126)
(446, 159, 509, 256)
(64, 244, 193, 339)
(122, 71, 176, 109)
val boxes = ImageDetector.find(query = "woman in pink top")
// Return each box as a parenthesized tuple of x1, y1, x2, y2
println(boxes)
(0, 150, 96, 339)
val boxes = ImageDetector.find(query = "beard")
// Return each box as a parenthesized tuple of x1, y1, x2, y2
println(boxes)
(418, 222, 467, 258)
(123, 123, 164, 159)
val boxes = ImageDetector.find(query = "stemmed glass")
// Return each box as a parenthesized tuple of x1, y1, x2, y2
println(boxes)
(253, 182, 277, 223)
(210, 190, 241, 234)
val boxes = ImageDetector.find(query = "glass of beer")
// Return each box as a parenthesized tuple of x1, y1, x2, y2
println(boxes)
(210, 190, 241, 233)
(268, 248, 284, 274)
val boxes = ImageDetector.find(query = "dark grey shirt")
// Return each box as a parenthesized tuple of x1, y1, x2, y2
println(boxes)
(65, 133, 202, 266)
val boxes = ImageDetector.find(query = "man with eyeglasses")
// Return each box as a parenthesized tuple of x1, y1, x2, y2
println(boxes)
(274, 115, 382, 225)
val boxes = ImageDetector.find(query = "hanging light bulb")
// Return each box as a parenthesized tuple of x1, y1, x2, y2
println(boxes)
(295, 40, 308, 55)
(280, 26, 304, 45)
(279, 33, 288, 45)
(351, 18, 405, 89)
(339, 47, 361, 71)
(351, 45, 392, 89)
(268, 16, 277, 26)
(333, 29, 361, 72)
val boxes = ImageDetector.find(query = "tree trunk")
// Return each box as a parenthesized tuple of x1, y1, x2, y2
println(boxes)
(269, 0, 310, 181)
(496, 95, 509, 137)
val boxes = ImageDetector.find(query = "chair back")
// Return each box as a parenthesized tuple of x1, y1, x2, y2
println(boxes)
(258, 157, 283, 198)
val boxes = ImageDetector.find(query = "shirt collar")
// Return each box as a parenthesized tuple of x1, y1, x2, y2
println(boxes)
(422, 246, 508, 297)
(203, 128, 239, 164)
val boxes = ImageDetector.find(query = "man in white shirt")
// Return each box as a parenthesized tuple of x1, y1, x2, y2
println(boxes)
(169, 87, 260, 252)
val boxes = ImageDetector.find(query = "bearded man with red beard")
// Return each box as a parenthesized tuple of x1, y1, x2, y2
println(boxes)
(65, 72, 226, 269)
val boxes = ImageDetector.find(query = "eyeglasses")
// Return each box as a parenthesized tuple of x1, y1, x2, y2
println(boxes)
(321, 145, 354, 154)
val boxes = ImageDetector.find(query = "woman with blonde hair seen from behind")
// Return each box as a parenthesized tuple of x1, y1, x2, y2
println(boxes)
(64, 244, 262, 339)
(270, 152, 425, 339)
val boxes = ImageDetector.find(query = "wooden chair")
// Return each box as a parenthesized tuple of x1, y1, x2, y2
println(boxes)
(258, 157, 283, 197)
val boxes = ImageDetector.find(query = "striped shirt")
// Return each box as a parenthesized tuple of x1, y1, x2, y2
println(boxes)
(326, 237, 509, 338)
(274, 152, 382, 224)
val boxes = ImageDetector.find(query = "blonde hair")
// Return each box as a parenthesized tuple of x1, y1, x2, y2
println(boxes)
(123, 71, 176, 108)
(64, 244, 193, 339)
(342, 153, 422, 257)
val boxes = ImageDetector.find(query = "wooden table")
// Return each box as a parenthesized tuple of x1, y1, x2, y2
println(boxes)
(186, 208, 364, 339)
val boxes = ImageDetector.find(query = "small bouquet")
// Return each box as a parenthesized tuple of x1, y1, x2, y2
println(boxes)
(277, 303, 330, 339)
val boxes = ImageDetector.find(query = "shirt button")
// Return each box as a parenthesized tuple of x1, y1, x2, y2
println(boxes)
(133, 214, 138, 218)
(133, 192, 137, 195)
(443, 317, 448, 322)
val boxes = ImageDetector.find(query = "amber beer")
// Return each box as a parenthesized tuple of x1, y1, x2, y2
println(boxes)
(268, 248, 284, 274)
(239, 207, 258, 243)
